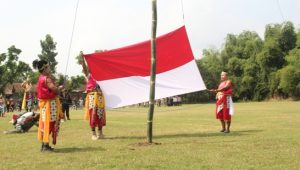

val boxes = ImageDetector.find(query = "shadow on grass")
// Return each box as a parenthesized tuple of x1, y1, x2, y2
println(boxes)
(105, 129, 263, 140)
(156, 129, 263, 139)
(54, 146, 106, 153)
(26, 130, 38, 133)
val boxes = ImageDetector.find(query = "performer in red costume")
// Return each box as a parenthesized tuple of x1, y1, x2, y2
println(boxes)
(209, 71, 234, 133)
(33, 59, 64, 152)
(80, 51, 106, 141)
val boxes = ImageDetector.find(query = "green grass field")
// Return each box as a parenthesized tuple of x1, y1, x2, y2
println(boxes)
(0, 101, 300, 170)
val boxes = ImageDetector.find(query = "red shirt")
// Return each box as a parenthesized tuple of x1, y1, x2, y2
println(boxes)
(218, 80, 232, 95)
(86, 74, 97, 92)
(37, 75, 57, 100)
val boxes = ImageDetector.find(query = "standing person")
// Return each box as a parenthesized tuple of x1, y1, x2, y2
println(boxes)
(21, 77, 33, 112)
(0, 95, 5, 117)
(32, 59, 64, 152)
(59, 89, 72, 121)
(209, 71, 234, 133)
(80, 51, 106, 140)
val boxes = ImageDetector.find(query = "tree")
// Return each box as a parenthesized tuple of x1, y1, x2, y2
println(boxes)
(38, 34, 58, 74)
(256, 22, 297, 99)
(186, 22, 298, 102)
(28, 71, 40, 84)
(220, 31, 263, 100)
(296, 29, 300, 48)
(276, 48, 300, 99)
(76, 53, 86, 75)
(278, 21, 297, 54)
(278, 66, 300, 98)
(0, 46, 32, 93)
(69, 75, 86, 90)
(57, 73, 66, 86)
(193, 49, 223, 102)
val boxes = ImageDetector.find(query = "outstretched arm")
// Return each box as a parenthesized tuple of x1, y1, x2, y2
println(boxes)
(217, 80, 232, 92)
(80, 51, 89, 77)
(208, 80, 232, 93)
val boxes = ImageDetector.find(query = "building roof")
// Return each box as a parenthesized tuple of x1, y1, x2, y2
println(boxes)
(4, 83, 37, 95)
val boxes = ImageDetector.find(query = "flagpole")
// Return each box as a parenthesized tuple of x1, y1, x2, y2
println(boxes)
(147, 0, 157, 143)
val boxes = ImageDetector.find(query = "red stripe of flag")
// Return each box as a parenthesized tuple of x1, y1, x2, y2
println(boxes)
(84, 26, 194, 81)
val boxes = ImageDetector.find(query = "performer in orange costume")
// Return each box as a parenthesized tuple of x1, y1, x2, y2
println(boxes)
(80, 52, 106, 140)
(33, 59, 64, 152)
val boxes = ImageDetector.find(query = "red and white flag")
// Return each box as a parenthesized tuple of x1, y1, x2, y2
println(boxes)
(84, 26, 206, 109)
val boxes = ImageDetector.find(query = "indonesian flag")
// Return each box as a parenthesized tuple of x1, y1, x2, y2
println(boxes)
(84, 26, 206, 109)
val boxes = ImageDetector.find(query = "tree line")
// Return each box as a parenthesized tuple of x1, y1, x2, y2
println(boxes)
(0, 34, 85, 95)
(185, 21, 300, 103)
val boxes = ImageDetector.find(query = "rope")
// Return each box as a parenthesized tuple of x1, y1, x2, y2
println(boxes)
(64, 0, 80, 85)
(180, 0, 185, 24)
(276, 0, 285, 21)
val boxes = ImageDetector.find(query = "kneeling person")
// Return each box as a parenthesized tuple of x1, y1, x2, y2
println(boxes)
(4, 112, 39, 134)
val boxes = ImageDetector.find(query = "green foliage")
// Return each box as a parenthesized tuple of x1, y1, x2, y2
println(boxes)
(0, 46, 33, 93)
(286, 48, 300, 68)
(278, 21, 297, 53)
(75, 53, 86, 75)
(28, 72, 40, 84)
(69, 75, 86, 90)
(278, 66, 300, 98)
(38, 34, 58, 74)
(57, 73, 65, 86)
(219, 31, 264, 100)
(193, 49, 223, 102)
(258, 39, 284, 70)
(296, 29, 300, 47)
(54, 73, 86, 91)
(192, 21, 299, 102)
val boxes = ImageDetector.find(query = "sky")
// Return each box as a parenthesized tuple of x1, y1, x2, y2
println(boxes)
(0, 0, 300, 77)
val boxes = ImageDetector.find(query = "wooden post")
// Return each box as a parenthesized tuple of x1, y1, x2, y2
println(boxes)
(147, 0, 157, 143)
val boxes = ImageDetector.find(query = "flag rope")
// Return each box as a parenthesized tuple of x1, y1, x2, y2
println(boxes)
(64, 0, 80, 85)
(180, 0, 185, 24)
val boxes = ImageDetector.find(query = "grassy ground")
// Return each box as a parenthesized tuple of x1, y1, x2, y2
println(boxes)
(0, 101, 300, 170)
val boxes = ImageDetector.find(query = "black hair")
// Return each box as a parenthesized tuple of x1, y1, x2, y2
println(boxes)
(32, 59, 48, 73)
(222, 70, 228, 73)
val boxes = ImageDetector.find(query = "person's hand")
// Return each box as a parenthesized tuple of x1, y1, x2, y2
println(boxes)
(58, 85, 64, 91)
(80, 51, 85, 60)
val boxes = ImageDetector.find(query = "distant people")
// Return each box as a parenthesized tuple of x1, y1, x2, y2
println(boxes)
(72, 99, 78, 110)
(3, 111, 39, 134)
(209, 71, 234, 133)
(33, 59, 64, 152)
(33, 95, 39, 111)
(177, 96, 182, 106)
(80, 51, 106, 140)
(156, 99, 161, 107)
(9, 98, 15, 112)
(21, 76, 33, 112)
(59, 89, 72, 120)
(0, 95, 5, 117)
(6, 99, 10, 112)
(27, 93, 33, 112)
(78, 98, 84, 109)
(173, 96, 178, 106)
(167, 97, 173, 106)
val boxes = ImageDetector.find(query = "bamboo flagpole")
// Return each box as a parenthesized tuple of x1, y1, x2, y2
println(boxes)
(147, 0, 157, 143)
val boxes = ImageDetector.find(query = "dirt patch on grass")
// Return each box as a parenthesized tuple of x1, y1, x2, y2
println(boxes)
(129, 142, 162, 148)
